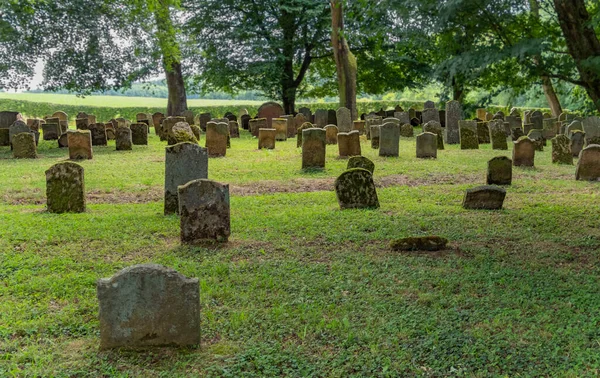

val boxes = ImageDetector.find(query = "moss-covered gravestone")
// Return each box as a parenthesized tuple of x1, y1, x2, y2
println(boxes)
(130, 123, 149, 145)
(576, 145, 600, 181)
(347, 156, 375, 174)
(400, 123, 413, 138)
(334, 168, 379, 210)
(423, 121, 444, 150)
(12, 132, 37, 158)
(178, 179, 230, 243)
(168, 122, 197, 145)
(46, 162, 85, 213)
(487, 156, 512, 185)
(258, 128, 276, 149)
(513, 136, 535, 167)
(459, 120, 479, 150)
(88, 123, 107, 146)
(115, 126, 133, 151)
(527, 129, 544, 151)
(164, 142, 208, 215)
(551, 135, 573, 165)
(476, 122, 490, 144)
(302, 128, 326, 169)
(570, 130, 585, 157)
(489, 119, 508, 150)
(463, 185, 506, 210)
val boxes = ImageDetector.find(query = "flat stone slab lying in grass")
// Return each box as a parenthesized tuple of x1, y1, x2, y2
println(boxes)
(463, 185, 507, 210)
(390, 236, 448, 251)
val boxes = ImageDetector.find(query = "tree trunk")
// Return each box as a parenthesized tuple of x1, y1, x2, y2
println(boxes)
(331, 0, 357, 120)
(452, 78, 464, 103)
(279, 9, 297, 115)
(554, 0, 600, 112)
(165, 61, 187, 116)
(282, 86, 297, 115)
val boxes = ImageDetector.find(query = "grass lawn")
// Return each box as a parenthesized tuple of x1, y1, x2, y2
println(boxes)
(1, 127, 600, 376)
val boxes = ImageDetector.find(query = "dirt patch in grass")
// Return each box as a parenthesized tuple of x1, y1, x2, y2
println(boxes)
(87, 187, 163, 204)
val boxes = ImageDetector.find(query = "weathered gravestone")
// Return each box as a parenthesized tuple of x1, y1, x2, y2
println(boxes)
(164, 142, 208, 215)
(353, 120, 365, 135)
(338, 130, 361, 158)
(487, 156, 512, 185)
(416, 132, 437, 159)
(9, 121, 30, 147)
(512, 136, 535, 167)
(182, 110, 195, 125)
(477, 122, 491, 144)
(272, 118, 288, 141)
(58, 133, 68, 148)
(459, 120, 479, 150)
(46, 162, 85, 213)
(334, 169, 379, 209)
(424, 100, 435, 109)
(325, 125, 339, 145)
(97, 264, 200, 350)
(115, 127, 133, 151)
(168, 122, 197, 146)
(199, 113, 211, 132)
(12, 133, 37, 159)
(205, 122, 228, 157)
(423, 121, 444, 150)
(152, 112, 165, 130)
(527, 129, 544, 151)
(190, 125, 201, 141)
(89, 123, 108, 146)
(281, 115, 295, 138)
(257, 102, 284, 128)
(296, 122, 313, 148)
(365, 116, 382, 140)
(489, 119, 508, 150)
(370, 125, 381, 149)
(347, 156, 375, 174)
(131, 123, 149, 145)
(400, 123, 414, 138)
(566, 121, 583, 138)
(294, 113, 306, 135)
(421, 108, 440, 125)
(299, 107, 312, 122)
(445, 101, 461, 144)
(583, 116, 600, 145)
(178, 179, 230, 243)
(379, 122, 400, 157)
(249, 118, 267, 138)
(530, 111, 544, 132)
(76, 118, 90, 131)
(395, 112, 410, 125)
(42, 123, 61, 140)
(105, 124, 116, 141)
(162, 117, 186, 141)
(67, 130, 93, 159)
(302, 128, 326, 169)
(229, 121, 240, 139)
(241, 114, 251, 130)
(0, 111, 20, 130)
(551, 135, 573, 165)
(258, 128, 276, 149)
(463, 186, 506, 210)
(570, 130, 586, 157)
(336, 107, 352, 132)
(576, 145, 600, 181)
(314, 109, 328, 128)
(476, 108, 487, 121)
(224, 112, 236, 122)
(327, 109, 337, 125)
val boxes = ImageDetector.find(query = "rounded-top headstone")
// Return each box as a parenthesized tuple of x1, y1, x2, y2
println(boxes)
(257, 102, 284, 128)
(347, 156, 375, 174)
(335, 168, 379, 210)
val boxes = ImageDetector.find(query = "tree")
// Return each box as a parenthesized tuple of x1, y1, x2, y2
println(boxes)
(331, 0, 357, 119)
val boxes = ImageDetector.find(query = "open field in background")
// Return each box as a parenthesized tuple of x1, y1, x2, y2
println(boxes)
(1, 128, 600, 376)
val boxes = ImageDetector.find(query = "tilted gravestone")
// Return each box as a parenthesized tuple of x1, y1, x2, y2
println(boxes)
(489, 119, 508, 150)
(272, 118, 288, 141)
(131, 123, 149, 145)
(12, 133, 37, 159)
(257, 102, 284, 128)
(463, 186, 506, 210)
(459, 120, 479, 150)
(205, 122, 228, 157)
(293, 114, 306, 135)
(445, 101, 461, 144)
(302, 128, 326, 169)
(67, 130, 93, 159)
(570, 130, 585, 157)
(416, 132, 437, 159)
(258, 128, 276, 150)
(97, 264, 200, 350)
(336, 107, 352, 132)
(324, 125, 339, 145)
(164, 142, 208, 215)
(115, 126, 133, 151)
(335, 169, 379, 210)
(487, 156, 512, 185)
(423, 121, 444, 150)
(338, 130, 361, 158)
(379, 122, 400, 157)
(347, 156, 375, 174)
(512, 136, 535, 167)
(527, 129, 544, 151)
(178, 179, 231, 244)
(576, 145, 600, 181)
(46, 162, 85, 213)
(551, 135, 573, 165)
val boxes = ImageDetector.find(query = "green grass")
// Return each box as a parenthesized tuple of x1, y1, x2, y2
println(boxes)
(1, 128, 600, 376)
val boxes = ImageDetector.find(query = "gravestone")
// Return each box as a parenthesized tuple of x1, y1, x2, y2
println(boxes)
(570, 130, 586, 157)
(0, 111, 20, 129)
(400, 123, 414, 138)
(162, 117, 186, 141)
(566, 121, 583, 137)
(445, 101, 461, 144)
(489, 120, 508, 150)
(299, 107, 312, 121)
(302, 128, 326, 169)
(164, 142, 208, 215)
(463, 186, 506, 210)
(551, 135, 573, 165)
(576, 145, 600, 181)
(314, 109, 328, 128)
(9, 120, 30, 146)
(395, 112, 410, 125)
(205, 122, 228, 157)
(379, 122, 400, 157)
(249, 118, 267, 137)
(46, 162, 85, 213)
(272, 118, 288, 141)
(459, 120, 478, 149)
(348, 156, 374, 174)
(12, 133, 37, 158)
(88, 123, 107, 146)
(199, 113, 211, 132)
(229, 121, 240, 138)
(224, 112, 236, 122)
(583, 116, 600, 145)
(416, 132, 437, 159)
(241, 114, 251, 130)
(282, 115, 295, 138)
(58, 133, 68, 148)
(423, 121, 444, 150)
(476, 108, 487, 120)
(152, 112, 165, 129)
(182, 110, 195, 125)
(530, 111, 544, 130)
(67, 130, 93, 159)
(513, 136, 535, 167)
(257, 102, 284, 128)
(115, 127, 133, 151)
(527, 129, 544, 151)
(334, 169, 379, 209)
(336, 107, 352, 132)
(421, 108, 440, 125)
(105, 125, 116, 141)
(131, 123, 149, 145)
(365, 116, 382, 140)
(42, 123, 61, 140)
(97, 264, 200, 349)
(296, 122, 313, 148)
(328, 109, 337, 125)
(294, 113, 306, 135)
(370, 125, 381, 149)
(76, 118, 90, 130)
(258, 128, 276, 149)
(325, 125, 339, 145)
(190, 125, 201, 141)
(0, 128, 9, 146)
(542, 118, 558, 140)
(487, 156, 512, 185)
(424, 100, 435, 109)
(477, 122, 490, 144)
(338, 130, 361, 158)
(353, 120, 365, 135)
(408, 107, 416, 120)
(178, 179, 230, 243)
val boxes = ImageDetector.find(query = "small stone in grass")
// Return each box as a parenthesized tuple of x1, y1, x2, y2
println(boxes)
(390, 236, 448, 252)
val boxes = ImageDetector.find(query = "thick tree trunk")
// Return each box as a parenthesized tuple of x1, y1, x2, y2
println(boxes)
(279, 9, 297, 115)
(452, 79, 464, 103)
(554, 0, 600, 112)
(331, 1, 357, 120)
(541, 76, 563, 117)
(165, 61, 188, 116)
